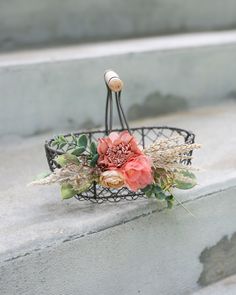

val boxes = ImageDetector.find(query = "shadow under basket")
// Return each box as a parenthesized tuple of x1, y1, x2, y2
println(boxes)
(45, 126, 195, 203)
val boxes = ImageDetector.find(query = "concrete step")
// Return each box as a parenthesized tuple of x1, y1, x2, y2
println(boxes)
(1, 0, 236, 51)
(0, 31, 236, 137)
(192, 275, 236, 295)
(0, 104, 236, 295)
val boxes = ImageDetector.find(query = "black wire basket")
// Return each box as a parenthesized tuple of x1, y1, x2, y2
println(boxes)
(45, 70, 195, 203)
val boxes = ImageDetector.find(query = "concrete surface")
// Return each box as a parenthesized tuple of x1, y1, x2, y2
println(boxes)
(1, 0, 236, 51)
(0, 103, 236, 294)
(192, 275, 236, 295)
(1, 31, 236, 137)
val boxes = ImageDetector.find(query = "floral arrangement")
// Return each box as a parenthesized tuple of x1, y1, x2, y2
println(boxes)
(32, 130, 201, 208)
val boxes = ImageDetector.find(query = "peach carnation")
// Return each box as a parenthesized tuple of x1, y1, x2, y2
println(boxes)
(99, 170, 124, 189)
(97, 131, 142, 169)
(121, 155, 153, 191)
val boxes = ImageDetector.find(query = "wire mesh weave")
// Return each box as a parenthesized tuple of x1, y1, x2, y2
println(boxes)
(45, 126, 195, 203)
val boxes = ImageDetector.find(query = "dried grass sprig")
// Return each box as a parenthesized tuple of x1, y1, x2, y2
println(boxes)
(29, 164, 98, 192)
(144, 137, 201, 171)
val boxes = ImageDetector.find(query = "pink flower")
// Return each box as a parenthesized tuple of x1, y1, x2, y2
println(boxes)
(97, 131, 143, 169)
(121, 155, 153, 191)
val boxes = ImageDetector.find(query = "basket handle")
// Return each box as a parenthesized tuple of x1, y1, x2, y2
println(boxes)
(104, 70, 123, 92)
(104, 70, 130, 135)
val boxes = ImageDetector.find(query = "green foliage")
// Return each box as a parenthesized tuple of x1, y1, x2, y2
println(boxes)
(51, 133, 99, 170)
(142, 185, 152, 197)
(70, 134, 88, 155)
(142, 184, 175, 208)
(71, 147, 86, 156)
(141, 166, 198, 209)
(75, 181, 94, 195)
(174, 170, 197, 190)
(61, 184, 77, 200)
(165, 195, 174, 209)
(71, 133, 77, 143)
(55, 154, 79, 167)
(89, 140, 98, 167)
(52, 134, 99, 167)
(90, 142, 97, 155)
(78, 135, 88, 149)
(52, 135, 67, 149)
(90, 154, 99, 167)
(142, 184, 166, 199)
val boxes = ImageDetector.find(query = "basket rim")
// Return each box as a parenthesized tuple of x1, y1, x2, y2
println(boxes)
(45, 125, 195, 154)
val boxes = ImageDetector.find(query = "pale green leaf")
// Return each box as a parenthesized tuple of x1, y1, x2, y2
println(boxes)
(174, 170, 197, 190)
(61, 184, 77, 200)
(55, 154, 79, 167)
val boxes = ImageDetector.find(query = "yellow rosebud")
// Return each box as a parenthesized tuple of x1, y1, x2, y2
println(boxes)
(100, 170, 124, 189)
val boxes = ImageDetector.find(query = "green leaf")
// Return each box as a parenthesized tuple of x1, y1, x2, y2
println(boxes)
(75, 182, 93, 194)
(151, 185, 166, 199)
(78, 134, 88, 149)
(61, 184, 77, 200)
(142, 185, 152, 193)
(175, 170, 197, 190)
(167, 200, 174, 209)
(153, 185, 162, 193)
(141, 185, 155, 198)
(52, 135, 67, 147)
(146, 191, 153, 198)
(182, 170, 196, 178)
(59, 135, 67, 142)
(166, 195, 174, 209)
(58, 142, 67, 149)
(71, 133, 77, 143)
(51, 140, 59, 147)
(175, 181, 195, 190)
(155, 191, 166, 200)
(71, 147, 86, 156)
(90, 153, 99, 167)
(90, 142, 97, 155)
(33, 172, 51, 181)
(55, 154, 79, 167)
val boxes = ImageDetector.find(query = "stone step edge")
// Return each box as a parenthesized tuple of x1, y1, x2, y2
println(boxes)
(1, 176, 236, 264)
(0, 30, 236, 67)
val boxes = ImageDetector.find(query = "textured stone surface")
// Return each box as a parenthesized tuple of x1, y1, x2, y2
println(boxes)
(198, 234, 236, 287)
(0, 104, 236, 294)
(1, 0, 236, 51)
(0, 31, 236, 137)
(1, 188, 236, 295)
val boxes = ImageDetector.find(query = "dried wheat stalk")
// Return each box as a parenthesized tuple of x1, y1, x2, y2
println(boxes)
(29, 164, 96, 190)
(144, 136, 201, 171)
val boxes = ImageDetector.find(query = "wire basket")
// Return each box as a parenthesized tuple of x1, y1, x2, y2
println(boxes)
(45, 70, 195, 203)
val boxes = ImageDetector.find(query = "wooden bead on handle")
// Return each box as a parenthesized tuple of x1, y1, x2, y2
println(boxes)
(104, 70, 123, 92)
